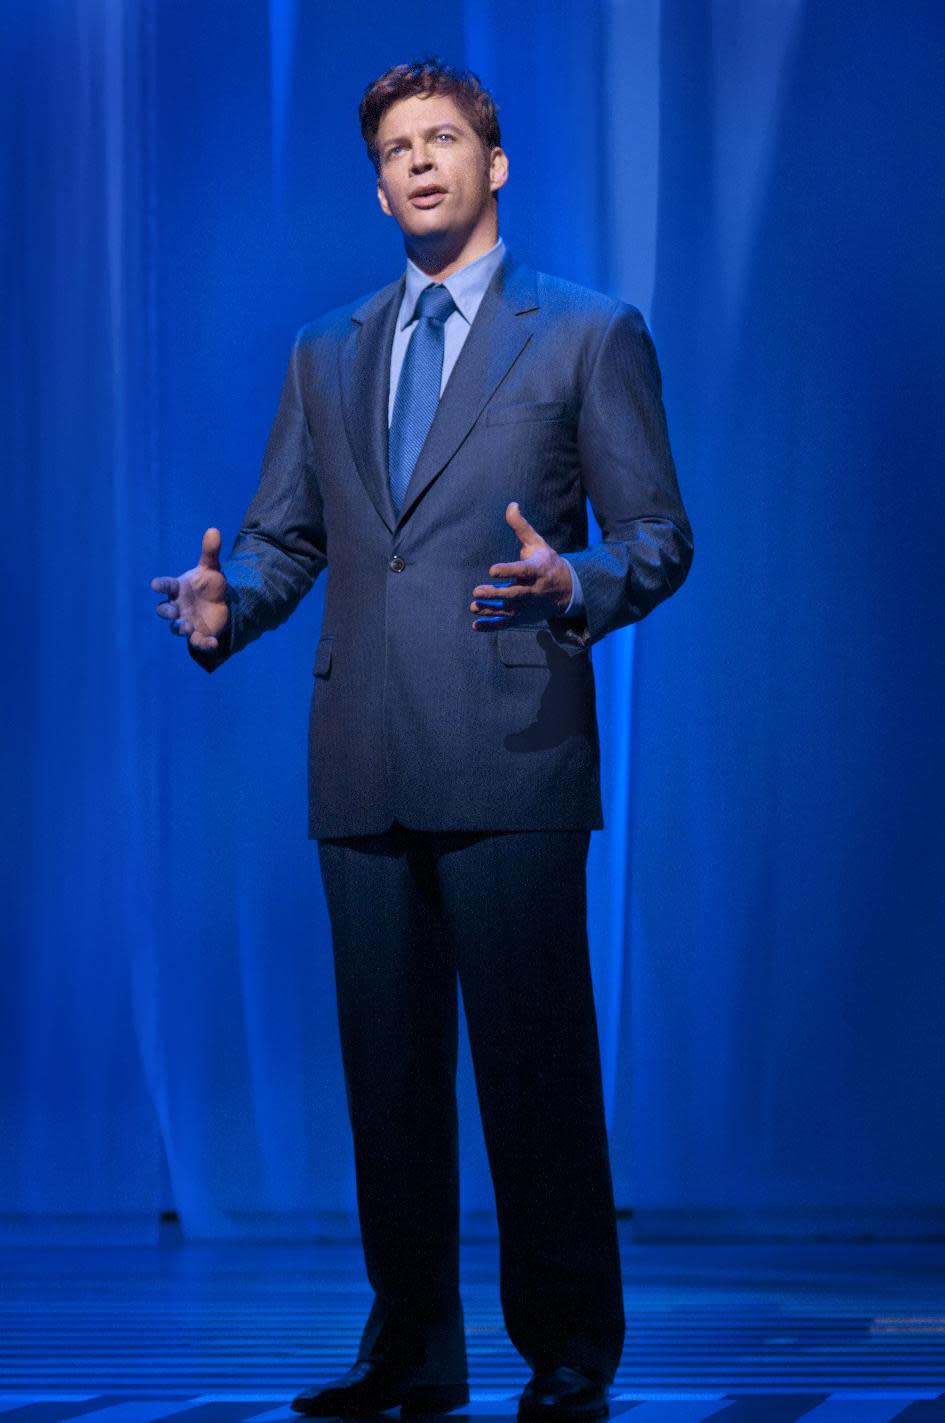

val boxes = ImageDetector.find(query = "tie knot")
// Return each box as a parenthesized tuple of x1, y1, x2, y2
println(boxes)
(413, 283, 456, 325)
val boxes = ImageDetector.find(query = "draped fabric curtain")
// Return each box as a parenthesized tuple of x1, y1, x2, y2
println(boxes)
(2, 0, 170, 1233)
(623, 0, 945, 1232)
(4, 0, 943, 1241)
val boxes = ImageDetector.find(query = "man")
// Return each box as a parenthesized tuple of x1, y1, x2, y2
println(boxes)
(151, 58, 692, 1422)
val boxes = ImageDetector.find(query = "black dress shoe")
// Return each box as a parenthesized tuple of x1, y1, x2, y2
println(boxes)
(291, 1358, 469, 1417)
(518, 1366, 609, 1422)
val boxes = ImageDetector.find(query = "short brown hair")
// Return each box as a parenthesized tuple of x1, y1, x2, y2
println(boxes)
(359, 56, 502, 174)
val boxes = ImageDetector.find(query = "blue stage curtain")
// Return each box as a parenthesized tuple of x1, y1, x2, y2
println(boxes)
(619, 0, 945, 1233)
(1, 0, 169, 1234)
(4, 0, 943, 1241)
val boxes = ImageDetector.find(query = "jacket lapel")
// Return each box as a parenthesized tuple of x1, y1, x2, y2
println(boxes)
(338, 252, 539, 535)
(339, 275, 404, 534)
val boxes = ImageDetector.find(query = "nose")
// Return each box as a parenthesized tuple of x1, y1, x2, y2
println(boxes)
(409, 144, 433, 174)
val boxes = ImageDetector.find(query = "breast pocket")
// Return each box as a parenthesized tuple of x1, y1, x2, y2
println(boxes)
(483, 400, 568, 427)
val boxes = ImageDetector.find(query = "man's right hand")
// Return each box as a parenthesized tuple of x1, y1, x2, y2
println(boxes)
(151, 527, 229, 652)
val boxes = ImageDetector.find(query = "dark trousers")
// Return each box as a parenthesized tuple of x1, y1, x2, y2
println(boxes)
(317, 821, 625, 1386)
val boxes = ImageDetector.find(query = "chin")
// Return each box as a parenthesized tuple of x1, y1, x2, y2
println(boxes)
(402, 216, 457, 242)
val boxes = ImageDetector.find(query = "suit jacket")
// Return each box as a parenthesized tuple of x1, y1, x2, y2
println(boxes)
(191, 250, 693, 838)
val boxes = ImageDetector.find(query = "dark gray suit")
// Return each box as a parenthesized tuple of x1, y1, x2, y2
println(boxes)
(191, 250, 692, 1387)
(192, 252, 692, 837)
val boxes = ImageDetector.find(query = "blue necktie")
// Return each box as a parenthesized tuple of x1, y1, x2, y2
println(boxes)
(388, 282, 456, 517)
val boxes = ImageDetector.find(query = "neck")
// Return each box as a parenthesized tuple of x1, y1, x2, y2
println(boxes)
(404, 213, 499, 282)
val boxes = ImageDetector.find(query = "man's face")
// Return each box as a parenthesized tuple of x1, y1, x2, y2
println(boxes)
(374, 92, 507, 245)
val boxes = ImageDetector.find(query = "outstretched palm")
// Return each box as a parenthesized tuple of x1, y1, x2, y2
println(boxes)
(151, 527, 228, 652)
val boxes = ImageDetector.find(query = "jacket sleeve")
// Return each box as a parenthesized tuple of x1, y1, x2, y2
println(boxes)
(564, 302, 693, 645)
(189, 327, 328, 673)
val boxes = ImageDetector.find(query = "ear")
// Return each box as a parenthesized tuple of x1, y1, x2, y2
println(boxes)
(376, 178, 393, 218)
(489, 146, 509, 197)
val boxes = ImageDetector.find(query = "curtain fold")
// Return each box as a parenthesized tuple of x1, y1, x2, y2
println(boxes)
(2, 0, 167, 1234)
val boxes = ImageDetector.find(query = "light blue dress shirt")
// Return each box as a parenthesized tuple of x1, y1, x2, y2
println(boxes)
(388, 237, 585, 618)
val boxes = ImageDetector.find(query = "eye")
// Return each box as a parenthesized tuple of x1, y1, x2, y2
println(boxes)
(434, 132, 455, 143)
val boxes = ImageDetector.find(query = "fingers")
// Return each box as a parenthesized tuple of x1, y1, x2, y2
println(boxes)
(472, 583, 528, 602)
(155, 605, 197, 640)
(199, 527, 222, 570)
(472, 614, 512, 631)
(471, 565, 530, 619)
(486, 561, 534, 582)
(505, 500, 542, 541)
(470, 576, 517, 629)
(151, 576, 180, 598)
(151, 563, 218, 650)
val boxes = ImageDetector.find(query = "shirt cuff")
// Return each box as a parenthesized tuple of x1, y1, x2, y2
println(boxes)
(561, 557, 585, 618)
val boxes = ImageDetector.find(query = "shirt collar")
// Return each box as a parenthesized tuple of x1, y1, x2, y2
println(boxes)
(400, 236, 506, 329)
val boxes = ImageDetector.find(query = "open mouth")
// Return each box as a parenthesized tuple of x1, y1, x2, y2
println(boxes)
(410, 188, 447, 208)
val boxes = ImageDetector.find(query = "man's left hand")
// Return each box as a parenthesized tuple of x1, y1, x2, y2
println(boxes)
(471, 502, 574, 630)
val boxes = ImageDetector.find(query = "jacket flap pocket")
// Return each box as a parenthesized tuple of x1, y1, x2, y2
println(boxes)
(498, 625, 589, 666)
(484, 399, 567, 427)
(313, 636, 333, 677)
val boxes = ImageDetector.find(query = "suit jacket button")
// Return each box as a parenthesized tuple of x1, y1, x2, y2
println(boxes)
(389, 555, 406, 572)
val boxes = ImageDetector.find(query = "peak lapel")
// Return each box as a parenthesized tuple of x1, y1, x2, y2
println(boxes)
(339, 276, 404, 534)
(395, 255, 540, 529)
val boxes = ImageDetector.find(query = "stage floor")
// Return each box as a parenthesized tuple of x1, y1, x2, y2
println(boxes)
(1, 1232, 944, 1421)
